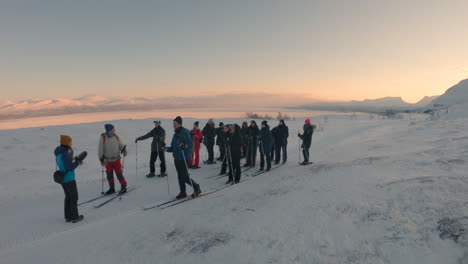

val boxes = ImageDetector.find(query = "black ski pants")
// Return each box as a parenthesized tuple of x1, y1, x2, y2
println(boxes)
(61, 180, 79, 221)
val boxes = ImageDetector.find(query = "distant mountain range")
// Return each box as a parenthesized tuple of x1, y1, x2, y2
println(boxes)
(0, 93, 317, 120)
(297, 95, 440, 113)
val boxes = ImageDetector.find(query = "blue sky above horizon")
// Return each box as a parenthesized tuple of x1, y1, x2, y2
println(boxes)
(1, 0, 467, 103)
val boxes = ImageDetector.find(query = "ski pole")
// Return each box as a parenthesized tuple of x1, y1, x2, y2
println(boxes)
(158, 141, 170, 197)
(101, 167, 105, 194)
(135, 142, 138, 186)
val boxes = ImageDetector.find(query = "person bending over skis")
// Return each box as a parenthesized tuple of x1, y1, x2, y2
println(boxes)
(98, 124, 128, 195)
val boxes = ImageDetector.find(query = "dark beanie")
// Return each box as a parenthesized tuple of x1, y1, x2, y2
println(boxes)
(194, 121, 199, 126)
(174, 116, 182, 125)
(280, 119, 285, 123)
(219, 122, 224, 126)
(261, 120, 268, 126)
(105, 124, 115, 132)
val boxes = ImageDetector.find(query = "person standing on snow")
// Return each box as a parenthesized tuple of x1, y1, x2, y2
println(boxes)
(216, 122, 225, 161)
(202, 118, 216, 164)
(270, 125, 278, 162)
(220, 124, 242, 183)
(298, 119, 316, 165)
(243, 120, 260, 168)
(273, 119, 289, 164)
(258, 120, 273, 171)
(240, 121, 249, 158)
(166, 116, 202, 199)
(189, 121, 202, 169)
(54, 135, 86, 223)
(98, 124, 128, 195)
(135, 120, 167, 178)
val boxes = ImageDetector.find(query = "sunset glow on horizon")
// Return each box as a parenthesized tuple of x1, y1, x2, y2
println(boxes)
(1, 0, 467, 103)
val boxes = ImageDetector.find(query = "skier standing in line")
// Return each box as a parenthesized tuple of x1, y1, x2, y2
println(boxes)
(298, 119, 316, 165)
(243, 120, 260, 168)
(98, 124, 128, 194)
(258, 120, 273, 171)
(220, 124, 242, 184)
(54, 135, 86, 223)
(270, 125, 278, 162)
(135, 120, 167, 178)
(202, 118, 217, 164)
(189, 121, 202, 169)
(240, 121, 249, 158)
(166, 116, 201, 199)
(273, 119, 289, 164)
(216, 122, 225, 161)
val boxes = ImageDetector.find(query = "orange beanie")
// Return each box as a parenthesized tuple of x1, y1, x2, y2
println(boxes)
(60, 135, 72, 146)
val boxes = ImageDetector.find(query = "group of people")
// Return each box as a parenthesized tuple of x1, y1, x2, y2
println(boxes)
(54, 116, 316, 223)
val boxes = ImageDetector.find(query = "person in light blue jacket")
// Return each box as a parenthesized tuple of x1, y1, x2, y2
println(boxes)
(54, 135, 83, 223)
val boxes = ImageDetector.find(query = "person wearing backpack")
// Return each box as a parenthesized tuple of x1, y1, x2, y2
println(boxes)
(54, 135, 86, 223)
(98, 124, 128, 195)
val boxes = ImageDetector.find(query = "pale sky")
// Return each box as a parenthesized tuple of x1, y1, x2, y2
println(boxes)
(1, 0, 467, 103)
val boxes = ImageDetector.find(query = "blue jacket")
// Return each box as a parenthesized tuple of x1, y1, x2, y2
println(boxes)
(259, 125, 273, 153)
(167, 127, 193, 161)
(54, 145, 80, 183)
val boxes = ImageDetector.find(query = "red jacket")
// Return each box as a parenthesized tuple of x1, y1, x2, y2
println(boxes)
(191, 128, 202, 149)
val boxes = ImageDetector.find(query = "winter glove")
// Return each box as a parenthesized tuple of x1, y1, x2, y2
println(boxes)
(179, 143, 186, 150)
(123, 151, 128, 157)
(100, 161, 107, 167)
(199, 138, 203, 143)
(135, 138, 139, 143)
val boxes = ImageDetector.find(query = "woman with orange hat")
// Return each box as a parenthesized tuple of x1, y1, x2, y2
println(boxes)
(54, 135, 86, 223)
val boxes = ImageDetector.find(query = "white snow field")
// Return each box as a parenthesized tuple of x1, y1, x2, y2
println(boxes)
(1, 114, 468, 264)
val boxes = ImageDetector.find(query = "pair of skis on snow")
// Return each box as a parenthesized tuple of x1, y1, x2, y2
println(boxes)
(78, 186, 138, 208)
(143, 177, 251, 211)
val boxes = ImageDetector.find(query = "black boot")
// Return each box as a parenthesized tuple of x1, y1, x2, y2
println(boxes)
(119, 185, 127, 194)
(226, 179, 233, 185)
(191, 184, 202, 198)
(176, 192, 187, 199)
(105, 184, 115, 195)
(158, 172, 168, 177)
(146, 172, 156, 178)
(71, 215, 84, 223)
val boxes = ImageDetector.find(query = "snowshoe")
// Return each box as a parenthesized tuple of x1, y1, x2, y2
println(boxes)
(105, 188, 115, 195)
(146, 172, 156, 178)
(176, 192, 187, 199)
(71, 215, 84, 223)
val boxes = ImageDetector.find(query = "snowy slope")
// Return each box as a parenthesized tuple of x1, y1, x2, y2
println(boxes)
(0, 115, 468, 263)
(425, 79, 468, 118)
(300, 96, 437, 113)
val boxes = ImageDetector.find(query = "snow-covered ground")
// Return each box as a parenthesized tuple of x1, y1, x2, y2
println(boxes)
(1, 114, 468, 263)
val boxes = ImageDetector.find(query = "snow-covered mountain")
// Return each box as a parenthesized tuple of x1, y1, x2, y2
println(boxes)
(424, 79, 468, 118)
(299, 96, 438, 113)
(0, 93, 315, 120)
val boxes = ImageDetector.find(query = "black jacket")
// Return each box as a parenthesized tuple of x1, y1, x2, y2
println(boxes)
(202, 123, 216, 144)
(225, 127, 242, 156)
(299, 123, 314, 148)
(259, 125, 273, 153)
(273, 124, 289, 145)
(216, 127, 224, 146)
(247, 125, 260, 145)
(137, 126, 166, 152)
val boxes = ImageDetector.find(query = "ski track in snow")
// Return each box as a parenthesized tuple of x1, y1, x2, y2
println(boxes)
(1, 115, 468, 263)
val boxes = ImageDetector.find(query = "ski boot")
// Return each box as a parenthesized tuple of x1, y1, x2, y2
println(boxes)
(105, 188, 115, 195)
(191, 184, 202, 198)
(71, 215, 84, 223)
(119, 185, 127, 194)
(176, 192, 187, 199)
(146, 172, 156, 178)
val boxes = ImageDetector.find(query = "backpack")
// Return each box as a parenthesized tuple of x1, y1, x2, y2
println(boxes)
(101, 133, 120, 143)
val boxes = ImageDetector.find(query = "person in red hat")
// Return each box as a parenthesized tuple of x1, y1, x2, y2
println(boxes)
(298, 119, 316, 165)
